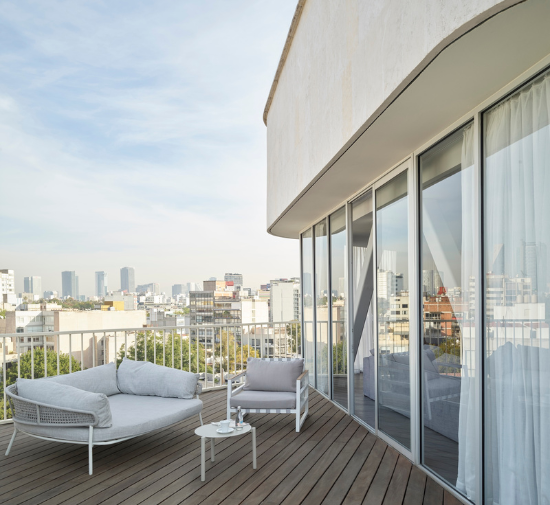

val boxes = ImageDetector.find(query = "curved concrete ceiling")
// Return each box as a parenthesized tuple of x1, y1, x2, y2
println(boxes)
(269, 0, 550, 239)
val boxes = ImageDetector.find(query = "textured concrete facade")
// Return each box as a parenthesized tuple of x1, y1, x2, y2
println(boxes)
(265, 0, 520, 233)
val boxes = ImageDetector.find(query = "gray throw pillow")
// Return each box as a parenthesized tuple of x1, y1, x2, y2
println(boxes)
(117, 358, 198, 399)
(244, 358, 304, 393)
(47, 362, 119, 396)
(16, 378, 112, 428)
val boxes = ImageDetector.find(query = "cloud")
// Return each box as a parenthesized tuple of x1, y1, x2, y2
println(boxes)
(0, 0, 299, 295)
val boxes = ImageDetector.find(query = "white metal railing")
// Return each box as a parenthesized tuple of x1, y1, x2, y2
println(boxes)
(0, 321, 302, 422)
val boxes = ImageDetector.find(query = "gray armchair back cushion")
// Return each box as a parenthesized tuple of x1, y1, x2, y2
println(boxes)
(117, 358, 198, 399)
(244, 358, 303, 393)
(16, 378, 112, 427)
(47, 362, 119, 396)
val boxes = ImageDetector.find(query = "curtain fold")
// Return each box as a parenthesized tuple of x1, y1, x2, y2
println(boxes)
(482, 70, 550, 505)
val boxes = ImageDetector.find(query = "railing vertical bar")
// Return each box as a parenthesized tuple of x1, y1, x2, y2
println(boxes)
(3, 339, 7, 420)
(56, 334, 60, 375)
(92, 333, 96, 369)
(205, 329, 208, 389)
(171, 329, 174, 369)
(135, 332, 138, 361)
(31, 339, 34, 380)
(69, 333, 72, 373)
(144, 330, 147, 363)
(104, 332, 107, 365)
(114, 332, 117, 367)
(44, 336, 48, 378)
(80, 333, 84, 370)
(162, 330, 166, 367)
(125, 331, 128, 360)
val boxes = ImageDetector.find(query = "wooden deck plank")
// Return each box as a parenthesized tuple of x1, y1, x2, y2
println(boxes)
(382, 455, 413, 505)
(169, 402, 343, 505)
(0, 388, 452, 505)
(262, 421, 360, 505)
(423, 477, 444, 505)
(403, 466, 428, 505)
(362, 446, 400, 505)
(239, 416, 359, 505)
(301, 428, 372, 505)
(342, 437, 387, 505)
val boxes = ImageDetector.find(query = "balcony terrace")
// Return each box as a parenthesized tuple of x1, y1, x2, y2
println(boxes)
(0, 387, 458, 505)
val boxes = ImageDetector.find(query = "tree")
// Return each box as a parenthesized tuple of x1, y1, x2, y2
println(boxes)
(117, 331, 208, 374)
(0, 348, 81, 420)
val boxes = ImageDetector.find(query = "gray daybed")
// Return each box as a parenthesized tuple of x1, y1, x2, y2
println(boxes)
(4, 358, 203, 474)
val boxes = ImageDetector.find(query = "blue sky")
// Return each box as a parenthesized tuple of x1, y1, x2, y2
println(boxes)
(0, 0, 299, 295)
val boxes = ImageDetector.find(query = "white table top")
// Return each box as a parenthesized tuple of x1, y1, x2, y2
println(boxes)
(195, 423, 252, 438)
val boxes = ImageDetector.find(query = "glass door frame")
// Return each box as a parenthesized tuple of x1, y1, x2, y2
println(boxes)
(369, 157, 418, 461)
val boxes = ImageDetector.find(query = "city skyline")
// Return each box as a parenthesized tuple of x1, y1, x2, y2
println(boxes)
(0, 0, 299, 296)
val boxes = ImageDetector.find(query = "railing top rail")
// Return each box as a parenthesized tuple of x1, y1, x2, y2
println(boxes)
(0, 320, 302, 339)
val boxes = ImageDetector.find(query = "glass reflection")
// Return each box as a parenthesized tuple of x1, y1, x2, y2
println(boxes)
(351, 191, 376, 427)
(301, 229, 315, 383)
(376, 169, 410, 450)
(330, 207, 347, 409)
(315, 220, 329, 396)
(419, 124, 475, 494)
(482, 70, 550, 505)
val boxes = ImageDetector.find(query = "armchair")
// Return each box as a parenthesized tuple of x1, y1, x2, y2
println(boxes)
(227, 357, 309, 432)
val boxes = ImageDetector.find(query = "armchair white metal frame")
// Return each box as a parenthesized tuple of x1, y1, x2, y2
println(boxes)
(4, 383, 203, 475)
(226, 359, 309, 432)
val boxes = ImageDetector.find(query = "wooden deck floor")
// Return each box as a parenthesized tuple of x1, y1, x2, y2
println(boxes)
(0, 389, 463, 505)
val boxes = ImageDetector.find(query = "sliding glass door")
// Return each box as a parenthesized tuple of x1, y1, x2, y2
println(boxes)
(350, 190, 376, 427)
(375, 168, 411, 450)
(314, 220, 329, 396)
(330, 208, 348, 409)
(419, 124, 477, 496)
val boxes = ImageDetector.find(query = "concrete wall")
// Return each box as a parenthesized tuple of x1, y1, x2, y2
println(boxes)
(265, 0, 517, 230)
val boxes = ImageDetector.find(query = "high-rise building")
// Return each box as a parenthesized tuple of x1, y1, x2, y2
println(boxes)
(23, 276, 42, 296)
(0, 269, 16, 305)
(270, 279, 300, 322)
(120, 267, 136, 293)
(95, 271, 108, 297)
(136, 283, 160, 294)
(61, 271, 77, 299)
(76, 276, 80, 299)
(224, 273, 244, 289)
(172, 284, 186, 296)
(187, 282, 201, 292)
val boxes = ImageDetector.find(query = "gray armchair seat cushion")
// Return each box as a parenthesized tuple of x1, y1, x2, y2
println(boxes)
(16, 378, 112, 428)
(16, 394, 203, 443)
(46, 362, 119, 396)
(244, 358, 304, 393)
(230, 390, 296, 409)
(117, 358, 198, 399)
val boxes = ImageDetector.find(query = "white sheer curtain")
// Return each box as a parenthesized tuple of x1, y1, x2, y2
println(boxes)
(456, 124, 478, 500)
(482, 71, 550, 505)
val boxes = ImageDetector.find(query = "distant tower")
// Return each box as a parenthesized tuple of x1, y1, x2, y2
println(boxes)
(61, 271, 77, 298)
(95, 271, 108, 297)
(120, 267, 136, 293)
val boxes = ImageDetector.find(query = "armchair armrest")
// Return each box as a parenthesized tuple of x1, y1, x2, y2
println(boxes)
(297, 370, 309, 383)
(5, 385, 99, 427)
(229, 370, 247, 383)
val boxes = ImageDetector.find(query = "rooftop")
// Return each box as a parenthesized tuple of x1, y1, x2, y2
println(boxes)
(0, 388, 456, 505)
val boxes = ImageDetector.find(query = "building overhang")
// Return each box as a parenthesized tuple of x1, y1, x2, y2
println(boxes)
(268, 0, 550, 238)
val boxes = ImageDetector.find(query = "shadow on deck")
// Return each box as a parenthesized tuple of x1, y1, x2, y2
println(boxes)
(0, 388, 462, 505)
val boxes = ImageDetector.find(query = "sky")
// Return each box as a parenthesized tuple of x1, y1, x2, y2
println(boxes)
(0, 0, 300, 296)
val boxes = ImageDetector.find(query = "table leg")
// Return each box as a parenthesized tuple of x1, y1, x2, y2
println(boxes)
(201, 437, 205, 481)
(252, 427, 256, 469)
(210, 438, 215, 462)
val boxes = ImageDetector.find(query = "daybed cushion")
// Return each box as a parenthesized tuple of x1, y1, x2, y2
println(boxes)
(16, 378, 112, 428)
(15, 394, 203, 443)
(230, 390, 296, 409)
(244, 358, 303, 393)
(117, 358, 198, 399)
(46, 362, 119, 396)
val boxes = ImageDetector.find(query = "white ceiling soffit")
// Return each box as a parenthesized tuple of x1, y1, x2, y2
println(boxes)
(269, 0, 550, 239)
